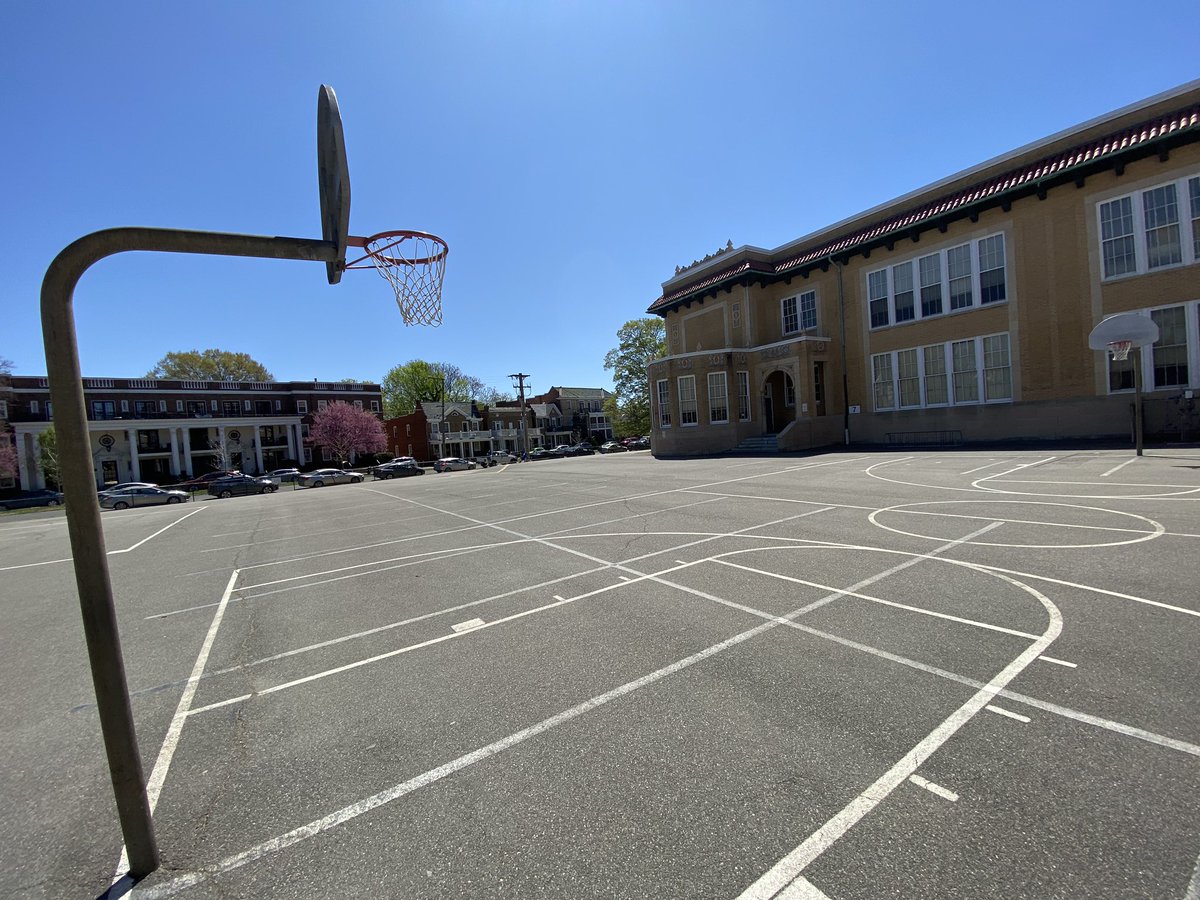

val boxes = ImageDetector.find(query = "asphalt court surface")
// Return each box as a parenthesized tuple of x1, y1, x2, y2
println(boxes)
(3, 448, 1200, 898)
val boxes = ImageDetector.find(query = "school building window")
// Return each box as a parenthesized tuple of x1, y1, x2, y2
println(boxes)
(708, 372, 728, 424)
(867, 233, 1006, 328)
(782, 290, 817, 334)
(1098, 174, 1200, 279)
(678, 376, 697, 426)
(872, 333, 1012, 410)
(656, 379, 671, 427)
(737, 371, 751, 421)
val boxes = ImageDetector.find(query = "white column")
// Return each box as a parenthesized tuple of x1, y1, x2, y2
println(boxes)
(20, 432, 36, 490)
(126, 428, 141, 482)
(169, 427, 181, 476)
(286, 423, 297, 460)
(184, 427, 195, 477)
(253, 427, 264, 473)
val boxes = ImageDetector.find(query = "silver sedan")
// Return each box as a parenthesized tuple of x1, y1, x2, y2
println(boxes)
(99, 486, 189, 510)
(296, 468, 365, 487)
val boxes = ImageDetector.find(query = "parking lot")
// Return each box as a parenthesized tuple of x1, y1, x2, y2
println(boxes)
(2, 448, 1199, 898)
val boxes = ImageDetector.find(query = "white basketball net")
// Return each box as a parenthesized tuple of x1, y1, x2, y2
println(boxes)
(1108, 340, 1133, 362)
(360, 231, 447, 327)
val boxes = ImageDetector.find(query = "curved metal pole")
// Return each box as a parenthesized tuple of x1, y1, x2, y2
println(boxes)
(40, 227, 334, 878)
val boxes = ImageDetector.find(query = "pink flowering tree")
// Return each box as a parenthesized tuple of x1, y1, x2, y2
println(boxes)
(0, 437, 18, 483)
(307, 401, 387, 467)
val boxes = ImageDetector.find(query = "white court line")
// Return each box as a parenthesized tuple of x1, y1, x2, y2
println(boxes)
(111, 570, 237, 884)
(777, 877, 831, 900)
(986, 704, 1030, 723)
(713, 554, 1040, 640)
(111, 506, 207, 554)
(1038, 655, 1077, 668)
(184, 512, 833, 715)
(0, 505, 206, 571)
(734, 570, 1060, 900)
(959, 460, 1008, 475)
(975, 457, 1058, 483)
(1186, 849, 1200, 900)
(135, 520, 915, 898)
(177, 456, 861, 579)
(908, 774, 958, 802)
(995, 477, 1200, 488)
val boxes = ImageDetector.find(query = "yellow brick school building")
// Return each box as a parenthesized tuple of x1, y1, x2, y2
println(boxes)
(646, 81, 1200, 455)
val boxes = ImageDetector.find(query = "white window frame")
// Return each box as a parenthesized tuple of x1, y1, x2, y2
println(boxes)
(1097, 172, 1200, 280)
(317, 399, 327, 411)
(867, 232, 1007, 329)
(656, 379, 671, 428)
(872, 333, 1013, 410)
(708, 372, 728, 424)
(737, 371, 751, 421)
(782, 289, 817, 334)
(176, 400, 184, 412)
(782, 295, 799, 334)
(678, 375, 698, 426)
(0, 400, 7, 418)
(296, 400, 309, 414)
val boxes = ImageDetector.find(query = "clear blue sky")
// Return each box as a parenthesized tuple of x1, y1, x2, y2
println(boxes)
(4, 2, 1198, 398)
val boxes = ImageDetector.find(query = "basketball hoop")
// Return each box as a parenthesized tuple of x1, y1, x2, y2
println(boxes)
(1107, 339, 1134, 362)
(346, 230, 448, 326)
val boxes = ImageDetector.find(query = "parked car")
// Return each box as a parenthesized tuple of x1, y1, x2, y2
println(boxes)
(627, 437, 651, 450)
(99, 486, 189, 509)
(265, 468, 301, 484)
(207, 474, 278, 498)
(0, 489, 65, 511)
(374, 461, 425, 479)
(386, 456, 417, 466)
(487, 450, 516, 465)
(177, 471, 238, 491)
(297, 468, 365, 487)
(99, 481, 159, 494)
(599, 441, 628, 453)
(434, 457, 476, 472)
(567, 444, 595, 456)
(551, 445, 573, 456)
(528, 447, 555, 460)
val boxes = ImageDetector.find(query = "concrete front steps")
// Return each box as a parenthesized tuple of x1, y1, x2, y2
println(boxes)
(733, 434, 779, 453)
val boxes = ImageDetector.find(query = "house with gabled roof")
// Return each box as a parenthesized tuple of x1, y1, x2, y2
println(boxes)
(646, 80, 1200, 455)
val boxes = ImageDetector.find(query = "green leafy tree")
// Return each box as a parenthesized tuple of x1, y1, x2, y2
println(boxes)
(603, 318, 665, 437)
(381, 361, 477, 418)
(148, 349, 274, 382)
(37, 427, 60, 489)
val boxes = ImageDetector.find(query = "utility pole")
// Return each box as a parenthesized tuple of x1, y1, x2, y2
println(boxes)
(509, 373, 530, 457)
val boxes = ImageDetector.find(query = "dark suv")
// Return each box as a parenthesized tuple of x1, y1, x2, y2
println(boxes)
(206, 474, 278, 498)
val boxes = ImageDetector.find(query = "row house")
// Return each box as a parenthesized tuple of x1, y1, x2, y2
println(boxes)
(385, 401, 543, 461)
(647, 80, 1200, 454)
(527, 387, 615, 443)
(6, 376, 383, 490)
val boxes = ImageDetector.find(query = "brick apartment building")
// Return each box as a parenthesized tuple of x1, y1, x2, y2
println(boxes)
(384, 401, 544, 461)
(646, 81, 1200, 455)
(5, 376, 383, 490)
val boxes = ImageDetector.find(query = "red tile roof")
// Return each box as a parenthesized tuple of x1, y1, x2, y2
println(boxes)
(649, 103, 1200, 314)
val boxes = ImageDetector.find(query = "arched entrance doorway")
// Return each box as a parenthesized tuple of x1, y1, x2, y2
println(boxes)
(762, 370, 795, 434)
